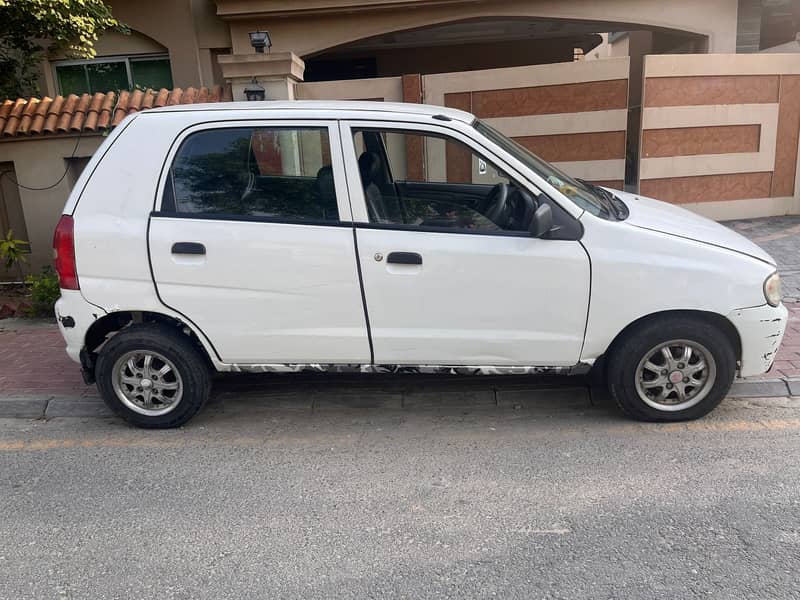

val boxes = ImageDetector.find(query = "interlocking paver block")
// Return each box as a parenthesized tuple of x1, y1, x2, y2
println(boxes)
(0, 322, 91, 396)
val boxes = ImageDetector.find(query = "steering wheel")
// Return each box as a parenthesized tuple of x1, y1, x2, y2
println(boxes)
(479, 182, 510, 227)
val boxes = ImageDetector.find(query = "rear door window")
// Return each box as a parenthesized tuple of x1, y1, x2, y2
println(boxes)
(163, 126, 340, 223)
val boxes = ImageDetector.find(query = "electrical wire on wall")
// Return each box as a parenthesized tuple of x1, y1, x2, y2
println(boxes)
(0, 126, 85, 192)
(0, 127, 86, 284)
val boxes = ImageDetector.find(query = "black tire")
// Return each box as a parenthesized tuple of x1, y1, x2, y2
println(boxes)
(607, 315, 736, 422)
(96, 323, 212, 428)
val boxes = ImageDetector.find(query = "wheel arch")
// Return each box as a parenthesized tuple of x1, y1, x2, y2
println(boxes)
(594, 309, 742, 377)
(83, 311, 217, 374)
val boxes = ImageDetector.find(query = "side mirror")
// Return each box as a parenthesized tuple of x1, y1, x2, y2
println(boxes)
(528, 203, 553, 238)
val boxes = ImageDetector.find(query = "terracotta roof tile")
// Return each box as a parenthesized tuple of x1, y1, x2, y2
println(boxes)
(56, 94, 79, 132)
(100, 91, 116, 112)
(140, 89, 154, 110)
(167, 88, 183, 106)
(2, 99, 27, 137)
(128, 89, 144, 115)
(181, 87, 197, 104)
(97, 91, 116, 129)
(17, 97, 40, 135)
(69, 94, 92, 131)
(0, 100, 13, 122)
(22, 98, 39, 117)
(84, 92, 105, 131)
(112, 90, 130, 126)
(29, 97, 52, 134)
(0, 85, 229, 139)
(43, 96, 65, 133)
(154, 88, 170, 108)
(88, 92, 105, 113)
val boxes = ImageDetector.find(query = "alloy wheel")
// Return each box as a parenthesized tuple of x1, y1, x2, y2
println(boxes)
(111, 350, 184, 416)
(634, 339, 717, 412)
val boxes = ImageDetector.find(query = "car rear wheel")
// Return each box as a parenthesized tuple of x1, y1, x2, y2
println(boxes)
(607, 316, 736, 421)
(96, 324, 211, 428)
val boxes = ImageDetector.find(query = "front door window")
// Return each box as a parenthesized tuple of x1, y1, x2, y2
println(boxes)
(352, 128, 539, 233)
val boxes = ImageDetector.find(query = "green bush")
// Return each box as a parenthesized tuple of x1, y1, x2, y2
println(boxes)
(0, 229, 30, 281)
(24, 267, 60, 317)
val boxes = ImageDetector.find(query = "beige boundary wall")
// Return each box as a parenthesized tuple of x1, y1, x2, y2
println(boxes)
(639, 54, 800, 219)
(297, 58, 631, 189)
(0, 135, 104, 276)
(425, 58, 629, 189)
(296, 76, 403, 102)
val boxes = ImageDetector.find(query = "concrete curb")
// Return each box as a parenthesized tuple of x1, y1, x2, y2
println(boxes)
(0, 395, 50, 419)
(1, 379, 799, 420)
(45, 398, 114, 418)
(729, 379, 791, 398)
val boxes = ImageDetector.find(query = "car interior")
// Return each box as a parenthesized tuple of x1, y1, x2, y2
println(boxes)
(165, 128, 340, 221)
(164, 127, 575, 238)
(353, 129, 542, 233)
(238, 134, 339, 221)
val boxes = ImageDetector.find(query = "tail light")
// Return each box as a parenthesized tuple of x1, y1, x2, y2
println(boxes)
(53, 215, 79, 290)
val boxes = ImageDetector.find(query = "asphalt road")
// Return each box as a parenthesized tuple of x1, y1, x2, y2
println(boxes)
(2, 390, 800, 600)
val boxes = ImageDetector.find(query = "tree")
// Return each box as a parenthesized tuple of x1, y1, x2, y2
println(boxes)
(0, 0, 127, 99)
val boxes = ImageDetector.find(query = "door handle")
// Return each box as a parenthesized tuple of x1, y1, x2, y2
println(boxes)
(387, 252, 422, 265)
(171, 242, 206, 255)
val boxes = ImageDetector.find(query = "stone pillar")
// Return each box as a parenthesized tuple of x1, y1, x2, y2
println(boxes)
(217, 51, 305, 101)
(401, 74, 425, 181)
(736, 0, 762, 53)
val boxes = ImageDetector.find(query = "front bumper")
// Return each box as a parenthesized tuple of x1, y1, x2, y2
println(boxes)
(727, 303, 788, 378)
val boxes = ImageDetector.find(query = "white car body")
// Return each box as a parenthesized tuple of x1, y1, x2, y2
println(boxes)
(55, 101, 786, 386)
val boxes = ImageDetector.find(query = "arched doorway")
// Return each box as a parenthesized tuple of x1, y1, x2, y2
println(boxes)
(301, 17, 705, 82)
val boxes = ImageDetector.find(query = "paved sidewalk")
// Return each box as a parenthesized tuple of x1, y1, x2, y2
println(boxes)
(725, 215, 800, 380)
(726, 215, 800, 301)
(1, 215, 800, 418)
(764, 304, 800, 380)
(0, 319, 94, 396)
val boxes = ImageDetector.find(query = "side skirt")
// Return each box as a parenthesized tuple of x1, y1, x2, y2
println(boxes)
(222, 363, 593, 375)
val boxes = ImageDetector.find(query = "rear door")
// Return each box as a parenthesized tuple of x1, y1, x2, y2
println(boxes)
(148, 120, 371, 365)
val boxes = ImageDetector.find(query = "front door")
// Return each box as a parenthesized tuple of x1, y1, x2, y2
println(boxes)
(148, 121, 370, 365)
(341, 121, 590, 367)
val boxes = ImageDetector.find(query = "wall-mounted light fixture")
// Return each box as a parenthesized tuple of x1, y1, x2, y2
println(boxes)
(248, 30, 272, 54)
(244, 77, 266, 101)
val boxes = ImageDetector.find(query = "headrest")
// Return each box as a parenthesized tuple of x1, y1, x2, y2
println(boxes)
(358, 152, 381, 184)
(316, 165, 335, 199)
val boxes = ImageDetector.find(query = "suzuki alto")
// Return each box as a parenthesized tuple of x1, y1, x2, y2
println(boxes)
(53, 101, 787, 427)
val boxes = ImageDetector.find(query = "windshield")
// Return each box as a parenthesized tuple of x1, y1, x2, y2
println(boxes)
(474, 119, 612, 219)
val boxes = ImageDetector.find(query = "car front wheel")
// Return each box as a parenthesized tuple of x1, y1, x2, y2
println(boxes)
(607, 316, 736, 421)
(95, 324, 211, 428)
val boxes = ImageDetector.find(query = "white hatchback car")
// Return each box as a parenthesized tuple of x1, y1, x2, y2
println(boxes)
(54, 101, 786, 428)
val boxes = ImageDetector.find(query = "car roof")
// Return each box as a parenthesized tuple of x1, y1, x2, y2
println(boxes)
(145, 100, 476, 124)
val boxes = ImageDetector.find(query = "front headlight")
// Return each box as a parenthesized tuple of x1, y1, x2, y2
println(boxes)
(764, 272, 782, 307)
